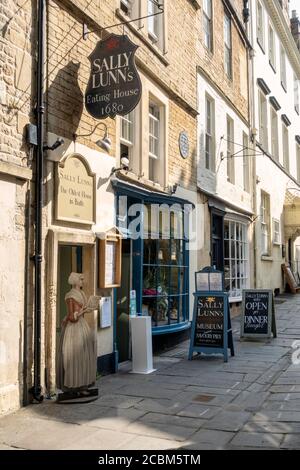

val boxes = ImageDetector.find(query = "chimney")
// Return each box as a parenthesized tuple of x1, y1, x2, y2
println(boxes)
(291, 10, 300, 52)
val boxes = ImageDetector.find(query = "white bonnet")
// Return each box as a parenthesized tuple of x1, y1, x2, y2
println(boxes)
(68, 272, 83, 286)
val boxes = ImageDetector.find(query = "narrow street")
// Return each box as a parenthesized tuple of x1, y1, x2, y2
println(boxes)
(1, 294, 300, 451)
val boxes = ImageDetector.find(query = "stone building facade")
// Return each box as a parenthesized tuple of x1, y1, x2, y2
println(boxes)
(196, 0, 254, 304)
(0, 1, 34, 414)
(0, 0, 201, 414)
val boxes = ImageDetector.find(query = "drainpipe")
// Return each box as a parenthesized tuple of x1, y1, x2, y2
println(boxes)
(29, 0, 45, 403)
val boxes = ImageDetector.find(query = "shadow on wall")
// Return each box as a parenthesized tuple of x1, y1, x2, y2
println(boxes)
(46, 61, 84, 141)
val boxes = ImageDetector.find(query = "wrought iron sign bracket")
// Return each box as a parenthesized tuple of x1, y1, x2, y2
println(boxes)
(82, 2, 164, 40)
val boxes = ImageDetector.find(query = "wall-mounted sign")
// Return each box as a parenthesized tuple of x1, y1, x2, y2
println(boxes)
(85, 33, 142, 119)
(241, 290, 277, 339)
(56, 153, 95, 225)
(179, 131, 189, 159)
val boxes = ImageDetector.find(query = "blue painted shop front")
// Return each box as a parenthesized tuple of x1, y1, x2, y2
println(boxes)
(113, 179, 191, 361)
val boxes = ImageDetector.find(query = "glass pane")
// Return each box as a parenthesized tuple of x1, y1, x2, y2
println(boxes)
(170, 268, 179, 295)
(158, 239, 170, 264)
(224, 239, 229, 259)
(180, 268, 187, 294)
(143, 239, 157, 265)
(158, 267, 169, 295)
(169, 296, 179, 323)
(143, 266, 157, 294)
(170, 240, 180, 265)
(224, 221, 229, 239)
(156, 296, 168, 325)
(142, 297, 157, 324)
(231, 241, 236, 258)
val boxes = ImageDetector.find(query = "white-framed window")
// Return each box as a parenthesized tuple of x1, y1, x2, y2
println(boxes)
(258, 91, 268, 150)
(149, 101, 160, 183)
(270, 107, 279, 161)
(280, 45, 287, 91)
(294, 74, 299, 114)
(261, 191, 271, 256)
(257, 1, 265, 49)
(205, 94, 215, 171)
(203, 0, 213, 52)
(273, 218, 281, 245)
(297, 143, 300, 184)
(226, 115, 234, 183)
(224, 12, 232, 79)
(269, 23, 276, 70)
(224, 220, 249, 300)
(147, 0, 164, 48)
(243, 132, 250, 192)
(282, 123, 289, 172)
(120, 111, 135, 162)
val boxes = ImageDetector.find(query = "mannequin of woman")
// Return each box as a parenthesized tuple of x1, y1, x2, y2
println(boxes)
(56, 272, 97, 393)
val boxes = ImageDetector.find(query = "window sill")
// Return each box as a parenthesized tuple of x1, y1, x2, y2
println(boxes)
(281, 81, 287, 93)
(257, 38, 265, 54)
(269, 60, 276, 74)
(115, 9, 169, 66)
(261, 255, 273, 261)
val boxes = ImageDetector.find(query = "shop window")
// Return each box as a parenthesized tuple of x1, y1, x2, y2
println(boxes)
(224, 220, 249, 300)
(142, 205, 188, 327)
(203, 0, 213, 52)
(261, 191, 271, 256)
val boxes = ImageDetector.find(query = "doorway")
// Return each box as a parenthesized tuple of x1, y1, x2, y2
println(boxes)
(211, 213, 224, 271)
(116, 238, 132, 362)
(56, 245, 83, 349)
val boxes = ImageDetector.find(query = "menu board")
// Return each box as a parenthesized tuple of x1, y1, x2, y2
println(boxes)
(105, 241, 115, 286)
(241, 290, 273, 338)
(193, 295, 225, 348)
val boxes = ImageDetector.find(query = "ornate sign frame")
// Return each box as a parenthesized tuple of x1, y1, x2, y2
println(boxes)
(55, 153, 96, 225)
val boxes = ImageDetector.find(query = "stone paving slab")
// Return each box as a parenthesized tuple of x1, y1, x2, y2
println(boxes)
(281, 434, 300, 449)
(118, 435, 183, 450)
(178, 404, 221, 420)
(252, 411, 300, 422)
(202, 410, 251, 432)
(62, 429, 135, 450)
(139, 412, 204, 429)
(124, 421, 197, 442)
(243, 421, 300, 434)
(184, 430, 235, 449)
(268, 392, 300, 401)
(230, 391, 269, 411)
(83, 408, 147, 430)
(230, 431, 284, 449)
(133, 398, 187, 415)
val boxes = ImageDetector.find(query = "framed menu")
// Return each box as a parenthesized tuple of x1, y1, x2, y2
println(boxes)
(98, 228, 122, 288)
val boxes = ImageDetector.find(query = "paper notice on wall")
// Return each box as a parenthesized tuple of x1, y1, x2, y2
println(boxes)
(105, 241, 115, 286)
(100, 297, 112, 328)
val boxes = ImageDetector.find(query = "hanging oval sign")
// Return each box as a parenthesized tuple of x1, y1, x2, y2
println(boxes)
(85, 33, 142, 120)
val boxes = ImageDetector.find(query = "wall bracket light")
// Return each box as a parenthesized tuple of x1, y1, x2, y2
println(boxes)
(74, 122, 111, 153)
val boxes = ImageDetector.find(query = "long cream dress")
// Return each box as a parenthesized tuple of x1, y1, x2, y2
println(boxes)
(56, 288, 97, 391)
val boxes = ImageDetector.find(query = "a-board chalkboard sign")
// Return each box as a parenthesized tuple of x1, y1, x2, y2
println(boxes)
(189, 292, 229, 362)
(241, 290, 274, 338)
